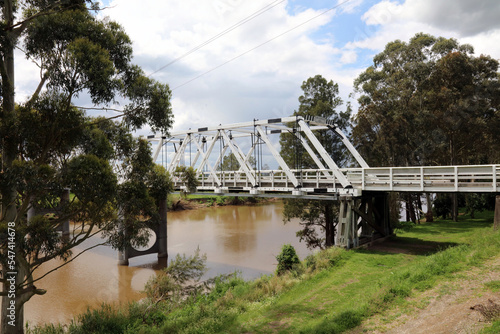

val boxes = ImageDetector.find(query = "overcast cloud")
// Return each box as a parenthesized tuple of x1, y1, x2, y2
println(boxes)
(15, 0, 500, 137)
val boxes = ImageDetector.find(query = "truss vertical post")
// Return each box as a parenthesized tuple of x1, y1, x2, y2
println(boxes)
(220, 130, 257, 186)
(336, 197, 357, 248)
(167, 134, 190, 174)
(193, 134, 222, 186)
(255, 125, 299, 188)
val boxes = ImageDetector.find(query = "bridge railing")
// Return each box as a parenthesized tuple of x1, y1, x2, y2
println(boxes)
(345, 165, 499, 193)
(171, 168, 344, 194)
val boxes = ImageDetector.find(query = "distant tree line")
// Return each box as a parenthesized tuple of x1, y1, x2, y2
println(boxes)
(281, 33, 500, 249)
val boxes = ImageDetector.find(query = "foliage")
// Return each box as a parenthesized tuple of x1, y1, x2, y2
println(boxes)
(280, 75, 350, 249)
(433, 193, 452, 219)
(0, 0, 173, 330)
(464, 193, 489, 219)
(28, 211, 500, 333)
(282, 199, 339, 249)
(352, 33, 500, 222)
(220, 153, 256, 171)
(393, 221, 415, 233)
(276, 244, 300, 276)
(175, 166, 199, 197)
(279, 75, 352, 169)
(353, 33, 500, 167)
(144, 248, 208, 303)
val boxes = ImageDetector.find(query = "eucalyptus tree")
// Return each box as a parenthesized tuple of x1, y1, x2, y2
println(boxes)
(280, 75, 351, 249)
(353, 33, 500, 222)
(0, 1, 173, 332)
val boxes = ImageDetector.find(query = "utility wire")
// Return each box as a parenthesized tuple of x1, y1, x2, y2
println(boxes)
(148, 0, 286, 77)
(171, 0, 351, 91)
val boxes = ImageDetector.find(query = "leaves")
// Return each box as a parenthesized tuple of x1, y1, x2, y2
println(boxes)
(279, 75, 347, 249)
(353, 32, 500, 167)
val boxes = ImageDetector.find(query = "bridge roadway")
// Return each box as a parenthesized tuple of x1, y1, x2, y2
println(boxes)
(148, 116, 499, 199)
(171, 165, 500, 200)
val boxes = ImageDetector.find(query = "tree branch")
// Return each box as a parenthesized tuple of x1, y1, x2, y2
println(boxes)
(27, 241, 108, 286)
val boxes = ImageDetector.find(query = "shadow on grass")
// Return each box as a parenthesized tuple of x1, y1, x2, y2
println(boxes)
(363, 236, 460, 256)
(305, 310, 364, 334)
(363, 213, 494, 256)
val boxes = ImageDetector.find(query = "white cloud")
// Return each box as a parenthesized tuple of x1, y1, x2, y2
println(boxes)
(15, 0, 499, 138)
(348, 0, 500, 61)
(101, 0, 346, 133)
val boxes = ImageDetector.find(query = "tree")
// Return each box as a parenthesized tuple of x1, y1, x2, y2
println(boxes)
(220, 153, 256, 171)
(280, 75, 351, 249)
(275, 244, 300, 276)
(353, 33, 500, 222)
(0, 1, 173, 332)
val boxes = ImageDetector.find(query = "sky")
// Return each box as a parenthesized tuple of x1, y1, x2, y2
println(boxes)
(15, 0, 500, 138)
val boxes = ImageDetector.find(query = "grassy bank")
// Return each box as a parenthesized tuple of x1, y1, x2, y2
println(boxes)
(168, 194, 268, 210)
(28, 211, 500, 333)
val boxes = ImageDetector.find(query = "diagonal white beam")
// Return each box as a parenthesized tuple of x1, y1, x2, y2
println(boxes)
(330, 126, 369, 168)
(152, 137, 164, 163)
(220, 130, 257, 186)
(255, 125, 299, 187)
(296, 133, 333, 179)
(298, 119, 351, 188)
(167, 134, 190, 174)
(193, 135, 221, 186)
(230, 137, 255, 171)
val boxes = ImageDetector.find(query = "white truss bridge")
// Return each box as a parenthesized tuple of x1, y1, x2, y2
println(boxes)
(146, 116, 499, 248)
(147, 116, 499, 199)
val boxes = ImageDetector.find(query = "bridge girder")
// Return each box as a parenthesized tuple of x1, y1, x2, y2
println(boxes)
(147, 116, 363, 198)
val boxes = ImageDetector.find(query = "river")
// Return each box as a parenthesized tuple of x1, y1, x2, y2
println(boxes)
(25, 202, 313, 326)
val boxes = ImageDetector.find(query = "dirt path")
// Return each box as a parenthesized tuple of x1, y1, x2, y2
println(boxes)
(356, 256, 500, 333)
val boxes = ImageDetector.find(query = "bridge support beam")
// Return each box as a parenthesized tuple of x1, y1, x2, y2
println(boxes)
(335, 192, 391, 249)
(118, 197, 168, 266)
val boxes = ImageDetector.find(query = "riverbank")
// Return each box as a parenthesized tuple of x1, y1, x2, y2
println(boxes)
(28, 210, 500, 333)
(24, 202, 312, 327)
(168, 194, 276, 211)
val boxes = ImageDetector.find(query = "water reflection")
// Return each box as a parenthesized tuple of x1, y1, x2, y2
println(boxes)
(25, 202, 311, 326)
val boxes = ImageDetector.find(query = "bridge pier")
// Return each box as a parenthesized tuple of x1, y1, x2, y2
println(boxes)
(336, 192, 391, 249)
(118, 198, 168, 265)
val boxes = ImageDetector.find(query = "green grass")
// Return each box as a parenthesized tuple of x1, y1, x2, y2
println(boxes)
(28, 210, 500, 334)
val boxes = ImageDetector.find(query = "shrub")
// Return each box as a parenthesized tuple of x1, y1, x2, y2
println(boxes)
(276, 244, 300, 276)
(393, 221, 414, 232)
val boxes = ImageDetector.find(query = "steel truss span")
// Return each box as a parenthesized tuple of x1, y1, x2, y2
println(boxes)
(146, 116, 499, 249)
(146, 116, 499, 199)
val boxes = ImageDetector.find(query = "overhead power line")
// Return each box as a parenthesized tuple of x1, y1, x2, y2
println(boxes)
(148, 0, 286, 77)
(171, 0, 352, 91)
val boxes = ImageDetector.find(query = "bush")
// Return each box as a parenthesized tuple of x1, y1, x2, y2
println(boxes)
(305, 246, 347, 272)
(394, 221, 414, 232)
(276, 244, 300, 276)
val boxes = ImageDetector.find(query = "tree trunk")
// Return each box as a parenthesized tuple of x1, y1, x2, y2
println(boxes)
(494, 195, 500, 231)
(1, 2, 26, 332)
(451, 193, 459, 222)
(425, 193, 434, 222)
(1, 255, 34, 334)
(324, 202, 334, 247)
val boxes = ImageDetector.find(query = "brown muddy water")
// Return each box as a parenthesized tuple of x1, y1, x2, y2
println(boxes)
(25, 202, 313, 326)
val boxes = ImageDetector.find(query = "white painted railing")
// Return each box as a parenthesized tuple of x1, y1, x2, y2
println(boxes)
(171, 164, 499, 197)
(345, 165, 499, 193)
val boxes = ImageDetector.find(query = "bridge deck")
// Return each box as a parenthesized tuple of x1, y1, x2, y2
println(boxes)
(172, 164, 499, 198)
